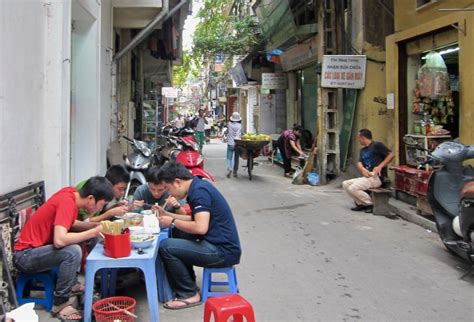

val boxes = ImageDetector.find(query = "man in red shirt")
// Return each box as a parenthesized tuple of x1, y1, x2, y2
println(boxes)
(13, 176, 113, 321)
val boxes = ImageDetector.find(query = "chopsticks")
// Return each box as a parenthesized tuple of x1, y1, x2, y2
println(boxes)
(106, 303, 138, 318)
(162, 196, 171, 209)
(101, 220, 122, 235)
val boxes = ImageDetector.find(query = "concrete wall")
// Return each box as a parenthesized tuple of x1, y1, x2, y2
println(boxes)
(0, 0, 72, 196)
(344, 0, 394, 174)
(394, 0, 473, 31)
(100, 0, 114, 172)
(1, 0, 114, 197)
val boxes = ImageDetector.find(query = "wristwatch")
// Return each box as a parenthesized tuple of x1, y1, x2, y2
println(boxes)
(170, 218, 176, 229)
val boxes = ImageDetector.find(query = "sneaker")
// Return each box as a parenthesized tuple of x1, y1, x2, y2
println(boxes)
(233, 173, 237, 178)
(226, 170, 231, 178)
(364, 206, 373, 213)
(350, 204, 367, 211)
(284, 173, 292, 178)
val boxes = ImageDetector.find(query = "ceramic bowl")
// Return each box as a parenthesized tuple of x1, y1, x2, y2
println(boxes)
(130, 234, 155, 249)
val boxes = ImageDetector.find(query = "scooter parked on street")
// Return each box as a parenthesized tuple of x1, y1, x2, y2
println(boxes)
(122, 136, 153, 197)
(154, 131, 215, 181)
(174, 136, 215, 181)
(404, 138, 474, 269)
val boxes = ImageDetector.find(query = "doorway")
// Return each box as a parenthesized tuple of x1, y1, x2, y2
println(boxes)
(70, 2, 99, 183)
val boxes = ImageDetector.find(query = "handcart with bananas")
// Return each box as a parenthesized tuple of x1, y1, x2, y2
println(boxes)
(234, 136, 271, 180)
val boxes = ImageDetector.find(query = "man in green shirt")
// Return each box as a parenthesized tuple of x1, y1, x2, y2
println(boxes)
(77, 165, 131, 221)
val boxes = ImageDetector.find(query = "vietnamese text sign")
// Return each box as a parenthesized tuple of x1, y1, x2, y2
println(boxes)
(321, 55, 367, 89)
(280, 37, 318, 71)
(162, 87, 178, 98)
(262, 73, 287, 89)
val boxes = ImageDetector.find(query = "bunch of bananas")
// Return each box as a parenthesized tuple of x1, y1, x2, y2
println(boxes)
(241, 133, 271, 141)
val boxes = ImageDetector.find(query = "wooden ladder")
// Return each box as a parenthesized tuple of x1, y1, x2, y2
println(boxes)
(317, 0, 341, 184)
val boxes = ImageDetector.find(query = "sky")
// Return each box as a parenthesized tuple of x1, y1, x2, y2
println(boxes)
(182, 0, 203, 51)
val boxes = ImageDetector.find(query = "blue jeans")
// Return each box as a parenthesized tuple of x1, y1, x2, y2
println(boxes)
(159, 234, 227, 299)
(226, 144, 239, 175)
(13, 244, 82, 306)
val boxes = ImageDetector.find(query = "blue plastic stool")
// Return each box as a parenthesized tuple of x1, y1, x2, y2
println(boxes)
(201, 266, 238, 303)
(16, 268, 58, 311)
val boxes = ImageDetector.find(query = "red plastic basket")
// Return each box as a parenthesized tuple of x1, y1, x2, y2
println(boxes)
(92, 296, 137, 322)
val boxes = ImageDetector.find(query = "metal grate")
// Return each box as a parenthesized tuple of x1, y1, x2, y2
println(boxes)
(0, 181, 45, 318)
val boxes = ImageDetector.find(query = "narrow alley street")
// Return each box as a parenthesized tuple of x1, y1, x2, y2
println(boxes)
(37, 140, 473, 322)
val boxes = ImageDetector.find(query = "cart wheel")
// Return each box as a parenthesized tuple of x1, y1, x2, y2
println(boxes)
(247, 153, 253, 180)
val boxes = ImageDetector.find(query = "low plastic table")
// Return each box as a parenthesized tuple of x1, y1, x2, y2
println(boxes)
(83, 234, 163, 322)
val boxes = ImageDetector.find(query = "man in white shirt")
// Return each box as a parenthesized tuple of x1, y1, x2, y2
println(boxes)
(174, 114, 185, 129)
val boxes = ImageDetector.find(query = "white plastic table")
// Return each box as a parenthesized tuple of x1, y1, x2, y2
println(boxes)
(83, 234, 163, 322)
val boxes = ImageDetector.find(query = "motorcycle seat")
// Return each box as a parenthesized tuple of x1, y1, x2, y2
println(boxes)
(461, 181, 474, 199)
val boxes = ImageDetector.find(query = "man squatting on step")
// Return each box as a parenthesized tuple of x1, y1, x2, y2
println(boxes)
(342, 129, 394, 213)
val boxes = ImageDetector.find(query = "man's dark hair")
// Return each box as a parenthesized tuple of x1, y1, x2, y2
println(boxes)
(359, 129, 372, 140)
(105, 165, 130, 185)
(156, 161, 194, 183)
(79, 176, 114, 201)
(146, 167, 162, 185)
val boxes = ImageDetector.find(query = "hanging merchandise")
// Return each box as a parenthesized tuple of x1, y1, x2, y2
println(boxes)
(416, 51, 449, 99)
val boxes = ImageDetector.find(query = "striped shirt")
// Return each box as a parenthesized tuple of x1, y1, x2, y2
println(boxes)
(227, 121, 241, 146)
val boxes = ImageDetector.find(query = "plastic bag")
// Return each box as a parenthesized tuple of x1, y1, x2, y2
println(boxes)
(307, 171, 320, 186)
(416, 51, 449, 99)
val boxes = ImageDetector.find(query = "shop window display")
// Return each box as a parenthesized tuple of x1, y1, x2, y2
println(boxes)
(405, 49, 458, 166)
(394, 46, 459, 208)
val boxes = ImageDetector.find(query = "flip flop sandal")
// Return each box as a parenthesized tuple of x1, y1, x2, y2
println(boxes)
(52, 302, 82, 321)
(163, 298, 201, 310)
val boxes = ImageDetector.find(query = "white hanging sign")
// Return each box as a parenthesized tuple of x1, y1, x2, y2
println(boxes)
(161, 87, 178, 98)
(321, 55, 367, 89)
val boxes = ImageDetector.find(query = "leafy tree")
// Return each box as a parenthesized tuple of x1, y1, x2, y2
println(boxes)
(172, 51, 199, 88)
(192, 0, 262, 67)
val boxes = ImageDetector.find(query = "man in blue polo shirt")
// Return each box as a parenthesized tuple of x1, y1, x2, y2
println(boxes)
(155, 161, 241, 310)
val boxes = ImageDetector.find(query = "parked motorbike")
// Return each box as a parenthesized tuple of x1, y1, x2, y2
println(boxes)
(404, 137, 474, 267)
(154, 131, 215, 181)
(122, 136, 153, 197)
(174, 136, 215, 181)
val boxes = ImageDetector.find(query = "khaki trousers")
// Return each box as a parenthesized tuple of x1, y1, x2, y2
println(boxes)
(342, 175, 382, 206)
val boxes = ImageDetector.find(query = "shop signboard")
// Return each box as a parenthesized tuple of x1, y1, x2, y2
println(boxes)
(229, 62, 247, 87)
(262, 73, 287, 89)
(280, 37, 318, 71)
(161, 87, 178, 98)
(321, 55, 367, 89)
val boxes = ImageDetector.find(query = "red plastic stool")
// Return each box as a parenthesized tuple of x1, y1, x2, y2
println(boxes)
(203, 294, 255, 322)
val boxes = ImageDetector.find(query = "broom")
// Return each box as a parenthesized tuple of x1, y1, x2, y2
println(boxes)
(292, 139, 317, 185)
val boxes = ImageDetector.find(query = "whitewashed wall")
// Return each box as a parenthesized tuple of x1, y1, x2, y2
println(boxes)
(0, 0, 51, 194)
(100, 0, 114, 173)
(0, 0, 114, 197)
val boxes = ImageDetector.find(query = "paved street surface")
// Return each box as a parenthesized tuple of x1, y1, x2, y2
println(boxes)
(38, 140, 473, 321)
